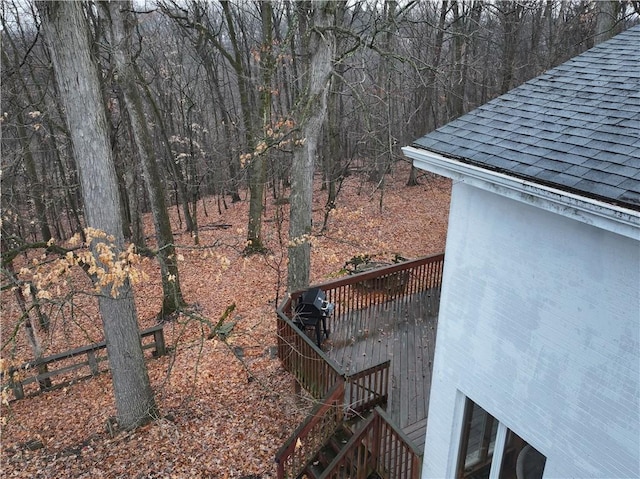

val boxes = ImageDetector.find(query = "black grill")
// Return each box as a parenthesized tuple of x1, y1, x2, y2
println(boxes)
(294, 287, 333, 346)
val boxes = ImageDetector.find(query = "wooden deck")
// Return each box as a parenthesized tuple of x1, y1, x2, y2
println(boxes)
(319, 288, 440, 453)
(276, 254, 444, 478)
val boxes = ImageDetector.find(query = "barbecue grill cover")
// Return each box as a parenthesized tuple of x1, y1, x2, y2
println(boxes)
(296, 287, 327, 318)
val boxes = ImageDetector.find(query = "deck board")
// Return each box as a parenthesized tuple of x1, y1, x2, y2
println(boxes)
(320, 290, 439, 455)
(404, 418, 428, 452)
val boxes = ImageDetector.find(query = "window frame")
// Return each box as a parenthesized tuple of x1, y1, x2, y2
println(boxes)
(454, 396, 546, 479)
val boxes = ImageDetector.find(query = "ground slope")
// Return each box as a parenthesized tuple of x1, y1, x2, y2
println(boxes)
(1, 165, 450, 478)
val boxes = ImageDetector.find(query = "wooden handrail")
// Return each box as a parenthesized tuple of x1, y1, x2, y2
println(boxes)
(276, 312, 343, 399)
(345, 360, 390, 417)
(279, 253, 444, 345)
(320, 411, 378, 479)
(3, 324, 166, 400)
(320, 407, 422, 479)
(275, 379, 345, 479)
(303, 253, 444, 293)
(375, 406, 423, 477)
(280, 253, 443, 311)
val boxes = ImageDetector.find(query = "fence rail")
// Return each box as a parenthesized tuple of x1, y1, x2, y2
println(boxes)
(3, 324, 166, 400)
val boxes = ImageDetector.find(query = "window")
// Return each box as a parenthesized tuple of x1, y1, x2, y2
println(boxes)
(456, 398, 546, 479)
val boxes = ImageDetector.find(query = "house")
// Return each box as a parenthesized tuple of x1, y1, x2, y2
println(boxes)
(402, 25, 639, 479)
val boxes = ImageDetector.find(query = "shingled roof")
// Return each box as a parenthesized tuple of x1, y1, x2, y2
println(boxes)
(410, 25, 640, 211)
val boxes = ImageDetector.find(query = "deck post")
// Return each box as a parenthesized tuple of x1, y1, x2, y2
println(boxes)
(412, 454, 421, 479)
(371, 411, 381, 472)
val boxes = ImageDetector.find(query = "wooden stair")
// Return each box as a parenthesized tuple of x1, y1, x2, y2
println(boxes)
(302, 425, 353, 478)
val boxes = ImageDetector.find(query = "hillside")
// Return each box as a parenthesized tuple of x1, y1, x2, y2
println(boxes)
(1, 164, 451, 478)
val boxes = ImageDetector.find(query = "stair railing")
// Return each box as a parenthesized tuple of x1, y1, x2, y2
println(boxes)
(319, 407, 422, 479)
(275, 380, 345, 479)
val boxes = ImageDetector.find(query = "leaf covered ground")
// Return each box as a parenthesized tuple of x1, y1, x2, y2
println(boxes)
(1, 164, 451, 478)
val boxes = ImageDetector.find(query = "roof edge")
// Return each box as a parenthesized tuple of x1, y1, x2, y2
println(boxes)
(402, 146, 640, 241)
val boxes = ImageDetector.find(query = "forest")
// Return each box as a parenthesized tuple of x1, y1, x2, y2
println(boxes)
(1, 1, 639, 477)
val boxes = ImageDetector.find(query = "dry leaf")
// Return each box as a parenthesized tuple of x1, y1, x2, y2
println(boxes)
(0, 164, 450, 477)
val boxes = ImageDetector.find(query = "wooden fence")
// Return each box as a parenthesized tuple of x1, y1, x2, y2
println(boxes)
(3, 324, 166, 400)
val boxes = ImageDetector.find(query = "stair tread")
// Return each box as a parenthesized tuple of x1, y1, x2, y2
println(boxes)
(318, 444, 338, 465)
(330, 427, 351, 450)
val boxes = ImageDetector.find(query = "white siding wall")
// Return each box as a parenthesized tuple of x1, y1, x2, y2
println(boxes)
(422, 183, 640, 478)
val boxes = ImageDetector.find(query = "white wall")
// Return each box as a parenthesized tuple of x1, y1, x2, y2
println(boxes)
(422, 182, 640, 478)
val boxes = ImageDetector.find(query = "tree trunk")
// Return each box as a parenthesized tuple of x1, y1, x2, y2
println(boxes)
(425, 0, 449, 131)
(37, 0, 157, 430)
(196, 47, 242, 204)
(245, 1, 274, 254)
(287, 1, 335, 292)
(321, 70, 345, 232)
(17, 118, 52, 242)
(406, 165, 420, 186)
(134, 65, 196, 233)
(499, 1, 523, 94)
(370, 0, 397, 188)
(2, 253, 52, 389)
(594, 1, 619, 45)
(218, 1, 264, 250)
(0, 44, 53, 242)
(105, 0, 186, 319)
(448, 1, 466, 119)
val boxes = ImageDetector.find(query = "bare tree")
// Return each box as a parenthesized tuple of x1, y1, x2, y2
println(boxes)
(245, 0, 275, 254)
(36, 0, 157, 430)
(595, 0, 626, 44)
(103, 0, 186, 319)
(287, 0, 336, 292)
(159, 0, 266, 248)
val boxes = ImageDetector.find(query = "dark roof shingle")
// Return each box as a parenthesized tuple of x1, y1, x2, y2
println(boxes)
(411, 25, 640, 210)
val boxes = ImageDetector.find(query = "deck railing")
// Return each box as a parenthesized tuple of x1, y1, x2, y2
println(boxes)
(275, 380, 345, 478)
(300, 253, 444, 337)
(277, 254, 443, 397)
(345, 360, 390, 417)
(277, 312, 343, 399)
(320, 407, 422, 479)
